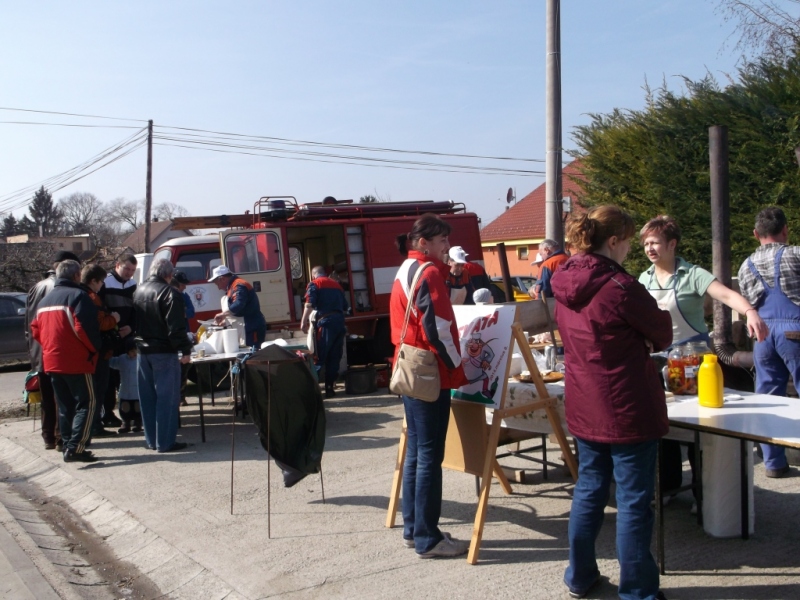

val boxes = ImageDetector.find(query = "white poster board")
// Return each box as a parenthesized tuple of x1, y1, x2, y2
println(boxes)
(452, 304, 517, 408)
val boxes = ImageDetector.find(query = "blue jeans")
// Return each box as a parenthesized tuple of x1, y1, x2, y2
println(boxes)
(565, 438, 660, 600)
(754, 323, 800, 470)
(402, 389, 451, 554)
(138, 353, 181, 452)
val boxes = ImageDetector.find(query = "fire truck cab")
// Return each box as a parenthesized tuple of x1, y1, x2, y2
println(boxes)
(154, 197, 483, 363)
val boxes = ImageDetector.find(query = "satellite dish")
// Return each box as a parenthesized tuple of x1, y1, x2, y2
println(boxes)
(506, 187, 515, 204)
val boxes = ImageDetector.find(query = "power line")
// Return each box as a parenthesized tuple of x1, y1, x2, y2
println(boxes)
(0, 121, 145, 129)
(153, 133, 544, 174)
(0, 128, 148, 211)
(154, 140, 544, 176)
(0, 107, 147, 123)
(156, 123, 547, 163)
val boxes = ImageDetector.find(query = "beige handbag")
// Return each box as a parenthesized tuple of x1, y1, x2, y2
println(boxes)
(389, 262, 442, 402)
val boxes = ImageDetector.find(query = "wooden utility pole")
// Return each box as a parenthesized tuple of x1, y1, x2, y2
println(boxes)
(144, 119, 153, 252)
(545, 0, 564, 247)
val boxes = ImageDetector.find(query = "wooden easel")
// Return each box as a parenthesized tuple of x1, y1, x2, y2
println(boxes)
(386, 304, 577, 564)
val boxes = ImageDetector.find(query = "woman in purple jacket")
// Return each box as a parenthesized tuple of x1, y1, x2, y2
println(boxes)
(551, 205, 672, 600)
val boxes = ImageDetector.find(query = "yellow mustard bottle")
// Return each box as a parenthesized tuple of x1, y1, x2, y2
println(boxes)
(697, 353, 724, 408)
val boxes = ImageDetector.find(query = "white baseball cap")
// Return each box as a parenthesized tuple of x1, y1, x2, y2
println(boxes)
(209, 265, 232, 282)
(448, 246, 469, 264)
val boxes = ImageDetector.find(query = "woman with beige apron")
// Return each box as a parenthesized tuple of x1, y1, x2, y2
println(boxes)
(638, 216, 768, 511)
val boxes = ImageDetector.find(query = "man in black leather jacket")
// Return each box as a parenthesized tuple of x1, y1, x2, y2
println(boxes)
(133, 258, 193, 453)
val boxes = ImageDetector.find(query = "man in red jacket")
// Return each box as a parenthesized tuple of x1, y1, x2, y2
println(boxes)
(31, 260, 101, 463)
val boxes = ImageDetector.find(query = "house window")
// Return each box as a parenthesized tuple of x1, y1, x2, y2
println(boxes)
(73, 242, 83, 253)
(517, 246, 529, 260)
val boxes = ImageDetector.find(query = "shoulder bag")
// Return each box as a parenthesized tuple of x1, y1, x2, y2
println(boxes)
(389, 262, 442, 402)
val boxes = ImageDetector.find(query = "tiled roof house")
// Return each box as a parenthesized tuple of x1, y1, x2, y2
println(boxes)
(480, 160, 585, 277)
(122, 219, 193, 254)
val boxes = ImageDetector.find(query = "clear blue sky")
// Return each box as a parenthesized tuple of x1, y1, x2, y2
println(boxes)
(0, 1, 742, 227)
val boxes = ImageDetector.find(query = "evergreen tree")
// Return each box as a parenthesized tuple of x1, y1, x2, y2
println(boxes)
(27, 186, 63, 237)
(572, 50, 800, 276)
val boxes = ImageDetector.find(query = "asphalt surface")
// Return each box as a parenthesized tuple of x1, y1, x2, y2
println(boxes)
(2, 368, 800, 599)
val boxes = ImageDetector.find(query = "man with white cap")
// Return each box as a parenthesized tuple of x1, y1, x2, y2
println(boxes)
(210, 265, 268, 347)
(445, 246, 476, 305)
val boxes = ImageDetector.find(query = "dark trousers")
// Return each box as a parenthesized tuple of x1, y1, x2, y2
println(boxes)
(50, 373, 96, 454)
(104, 367, 120, 418)
(39, 373, 60, 445)
(315, 314, 345, 387)
(659, 439, 698, 499)
(91, 358, 110, 431)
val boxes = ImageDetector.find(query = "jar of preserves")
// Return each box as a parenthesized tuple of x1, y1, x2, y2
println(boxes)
(667, 346, 685, 393)
(681, 343, 701, 395)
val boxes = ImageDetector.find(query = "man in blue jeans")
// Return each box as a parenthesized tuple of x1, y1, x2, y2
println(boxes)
(133, 259, 193, 453)
(738, 206, 800, 478)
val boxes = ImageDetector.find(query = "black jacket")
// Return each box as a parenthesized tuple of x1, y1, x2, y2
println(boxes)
(25, 272, 56, 372)
(133, 275, 193, 355)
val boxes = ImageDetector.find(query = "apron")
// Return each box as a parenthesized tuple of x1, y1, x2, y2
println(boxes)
(647, 261, 709, 348)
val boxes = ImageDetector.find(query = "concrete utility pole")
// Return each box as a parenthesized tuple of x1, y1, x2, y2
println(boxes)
(144, 119, 153, 253)
(545, 0, 564, 247)
(710, 125, 732, 343)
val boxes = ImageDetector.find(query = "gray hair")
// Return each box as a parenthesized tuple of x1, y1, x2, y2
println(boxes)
(56, 259, 81, 281)
(311, 265, 326, 278)
(473, 288, 492, 304)
(539, 239, 559, 253)
(149, 258, 175, 280)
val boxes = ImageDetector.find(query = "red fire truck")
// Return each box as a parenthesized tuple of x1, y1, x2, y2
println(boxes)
(155, 196, 483, 362)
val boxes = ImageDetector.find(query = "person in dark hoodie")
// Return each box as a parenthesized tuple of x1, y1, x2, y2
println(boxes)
(551, 205, 672, 600)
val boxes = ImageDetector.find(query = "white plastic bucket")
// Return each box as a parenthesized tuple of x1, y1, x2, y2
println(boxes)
(221, 329, 239, 354)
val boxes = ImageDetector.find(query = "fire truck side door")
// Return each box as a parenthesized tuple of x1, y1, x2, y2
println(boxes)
(219, 228, 291, 323)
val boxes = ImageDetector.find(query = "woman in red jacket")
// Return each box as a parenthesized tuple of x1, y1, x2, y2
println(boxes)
(390, 214, 468, 559)
(551, 206, 672, 600)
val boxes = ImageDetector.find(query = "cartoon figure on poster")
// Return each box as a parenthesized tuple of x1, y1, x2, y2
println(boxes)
(463, 332, 497, 399)
(452, 304, 516, 408)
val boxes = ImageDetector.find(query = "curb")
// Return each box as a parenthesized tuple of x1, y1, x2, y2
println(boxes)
(0, 436, 248, 600)
(0, 499, 68, 600)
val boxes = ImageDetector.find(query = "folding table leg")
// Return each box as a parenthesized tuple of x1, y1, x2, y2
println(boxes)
(740, 438, 749, 540)
(656, 438, 665, 575)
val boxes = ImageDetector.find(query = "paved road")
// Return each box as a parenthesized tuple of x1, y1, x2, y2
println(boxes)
(1, 370, 800, 599)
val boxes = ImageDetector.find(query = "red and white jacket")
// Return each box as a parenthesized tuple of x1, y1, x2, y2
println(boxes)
(31, 279, 101, 375)
(390, 250, 468, 390)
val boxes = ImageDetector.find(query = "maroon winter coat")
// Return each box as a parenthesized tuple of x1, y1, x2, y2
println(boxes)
(551, 252, 672, 444)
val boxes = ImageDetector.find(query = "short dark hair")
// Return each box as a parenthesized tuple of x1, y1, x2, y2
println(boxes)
(755, 206, 787, 238)
(117, 253, 138, 266)
(395, 213, 452, 257)
(81, 263, 107, 285)
(640, 215, 681, 245)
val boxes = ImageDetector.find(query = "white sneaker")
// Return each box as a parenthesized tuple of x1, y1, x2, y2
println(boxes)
(690, 502, 697, 515)
(404, 530, 452, 549)
(418, 535, 469, 559)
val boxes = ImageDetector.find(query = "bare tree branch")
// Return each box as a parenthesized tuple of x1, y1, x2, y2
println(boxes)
(717, 0, 800, 61)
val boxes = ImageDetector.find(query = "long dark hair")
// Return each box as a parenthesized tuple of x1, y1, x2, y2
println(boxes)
(395, 213, 452, 257)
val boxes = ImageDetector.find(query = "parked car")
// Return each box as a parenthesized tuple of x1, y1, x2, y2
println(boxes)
(0, 293, 29, 366)
(490, 276, 536, 302)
